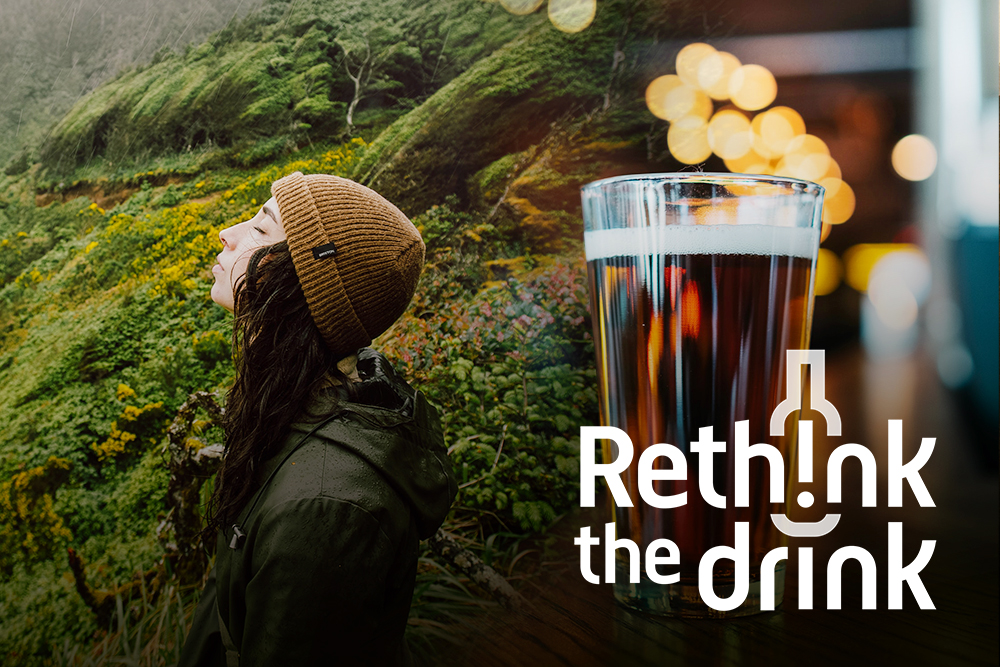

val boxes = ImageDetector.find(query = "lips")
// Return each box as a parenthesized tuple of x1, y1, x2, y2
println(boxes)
(212, 263, 223, 274)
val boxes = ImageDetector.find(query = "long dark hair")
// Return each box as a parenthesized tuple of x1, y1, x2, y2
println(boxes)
(200, 240, 352, 550)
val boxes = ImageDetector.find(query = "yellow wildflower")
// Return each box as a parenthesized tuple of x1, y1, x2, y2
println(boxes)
(116, 383, 137, 401)
(120, 405, 142, 421)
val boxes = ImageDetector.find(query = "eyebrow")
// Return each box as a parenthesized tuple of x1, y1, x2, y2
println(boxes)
(262, 203, 279, 224)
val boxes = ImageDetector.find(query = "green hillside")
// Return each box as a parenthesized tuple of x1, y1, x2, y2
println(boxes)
(0, 0, 259, 170)
(0, 0, 683, 662)
(35, 0, 527, 184)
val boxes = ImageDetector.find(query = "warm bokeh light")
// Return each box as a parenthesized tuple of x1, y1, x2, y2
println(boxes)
(645, 41, 856, 225)
(548, 0, 596, 33)
(822, 157, 842, 180)
(665, 85, 713, 121)
(667, 115, 711, 164)
(707, 109, 752, 160)
(757, 106, 805, 155)
(844, 243, 924, 292)
(723, 148, 773, 175)
(749, 113, 779, 160)
(819, 177, 856, 225)
(500, 0, 544, 15)
(891, 134, 937, 181)
(697, 51, 741, 100)
(784, 133, 829, 157)
(775, 134, 831, 182)
(776, 154, 832, 182)
(728, 64, 777, 111)
(814, 248, 843, 296)
(645, 75, 683, 120)
(675, 43, 717, 88)
(646, 75, 711, 121)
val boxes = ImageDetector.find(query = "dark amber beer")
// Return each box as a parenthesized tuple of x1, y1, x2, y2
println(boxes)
(581, 175, 824, 616)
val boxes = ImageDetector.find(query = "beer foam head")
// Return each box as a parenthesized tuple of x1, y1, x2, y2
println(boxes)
(583, 224, 819, 261)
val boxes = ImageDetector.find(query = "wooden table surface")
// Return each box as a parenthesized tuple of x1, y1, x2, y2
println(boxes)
(440, 347, 999, 666)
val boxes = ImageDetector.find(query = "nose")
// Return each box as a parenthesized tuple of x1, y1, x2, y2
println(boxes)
(219, 225, 235, 249)
(219, 218, 255, 250)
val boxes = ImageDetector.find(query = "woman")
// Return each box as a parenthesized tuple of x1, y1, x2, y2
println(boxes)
(179, 171, 457, 666)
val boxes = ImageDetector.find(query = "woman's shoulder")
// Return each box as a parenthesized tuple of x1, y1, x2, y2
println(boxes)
(238, 433, 410, 558)
(261, 420, 407, 508)
(255, 349, 455, 539)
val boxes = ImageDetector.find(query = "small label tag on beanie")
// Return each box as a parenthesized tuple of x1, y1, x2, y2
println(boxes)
(312, 242, 338, 260)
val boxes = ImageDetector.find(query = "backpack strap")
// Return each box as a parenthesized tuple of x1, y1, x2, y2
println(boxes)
(217, 599, 240, 667)
(227, 411, 344, 550)
(215, 410, 344, 663)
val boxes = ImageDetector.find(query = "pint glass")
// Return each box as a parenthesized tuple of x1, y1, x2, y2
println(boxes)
(580, 173, 824, 617)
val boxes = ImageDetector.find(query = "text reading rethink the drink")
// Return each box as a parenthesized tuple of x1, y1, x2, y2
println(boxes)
(574, 350, 938, 612)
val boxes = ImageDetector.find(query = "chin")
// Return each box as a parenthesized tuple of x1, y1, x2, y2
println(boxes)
(210, 283, 233, 312)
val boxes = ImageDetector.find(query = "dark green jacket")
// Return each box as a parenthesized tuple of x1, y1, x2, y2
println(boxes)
(178, 349, 456, 666)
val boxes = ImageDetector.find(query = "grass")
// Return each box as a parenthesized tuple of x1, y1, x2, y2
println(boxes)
(52, 578, 199, 667)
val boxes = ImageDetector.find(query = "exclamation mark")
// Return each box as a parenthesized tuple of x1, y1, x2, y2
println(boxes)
(796, 420, 814, 508)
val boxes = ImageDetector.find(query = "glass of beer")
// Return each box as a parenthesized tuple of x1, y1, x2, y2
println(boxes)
(581, 173, 824, 617)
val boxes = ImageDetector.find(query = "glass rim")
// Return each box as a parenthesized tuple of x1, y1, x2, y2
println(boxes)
(580, 171, 824, 196)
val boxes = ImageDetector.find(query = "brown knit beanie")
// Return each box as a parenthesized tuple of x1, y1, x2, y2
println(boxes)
(271, 172, 424, 359)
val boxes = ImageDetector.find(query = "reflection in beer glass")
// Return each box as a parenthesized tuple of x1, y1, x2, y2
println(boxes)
(581, 174, 823, 617)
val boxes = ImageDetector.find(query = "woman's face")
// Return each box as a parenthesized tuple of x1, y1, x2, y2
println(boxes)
(211, 196, 286, 312)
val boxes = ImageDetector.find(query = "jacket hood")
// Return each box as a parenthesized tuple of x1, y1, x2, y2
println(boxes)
(287, 348, 456, 539)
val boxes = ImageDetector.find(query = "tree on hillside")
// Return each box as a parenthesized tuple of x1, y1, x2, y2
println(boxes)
(24, 0, 528, 176)
(336, 18, 418, 135)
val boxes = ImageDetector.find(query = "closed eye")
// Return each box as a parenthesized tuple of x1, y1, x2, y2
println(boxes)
(253, 226, 266, 235)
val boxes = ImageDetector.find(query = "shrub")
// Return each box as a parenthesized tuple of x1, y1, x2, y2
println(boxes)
(381, 258, 597, 532)
(0, 456, 73, 574)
